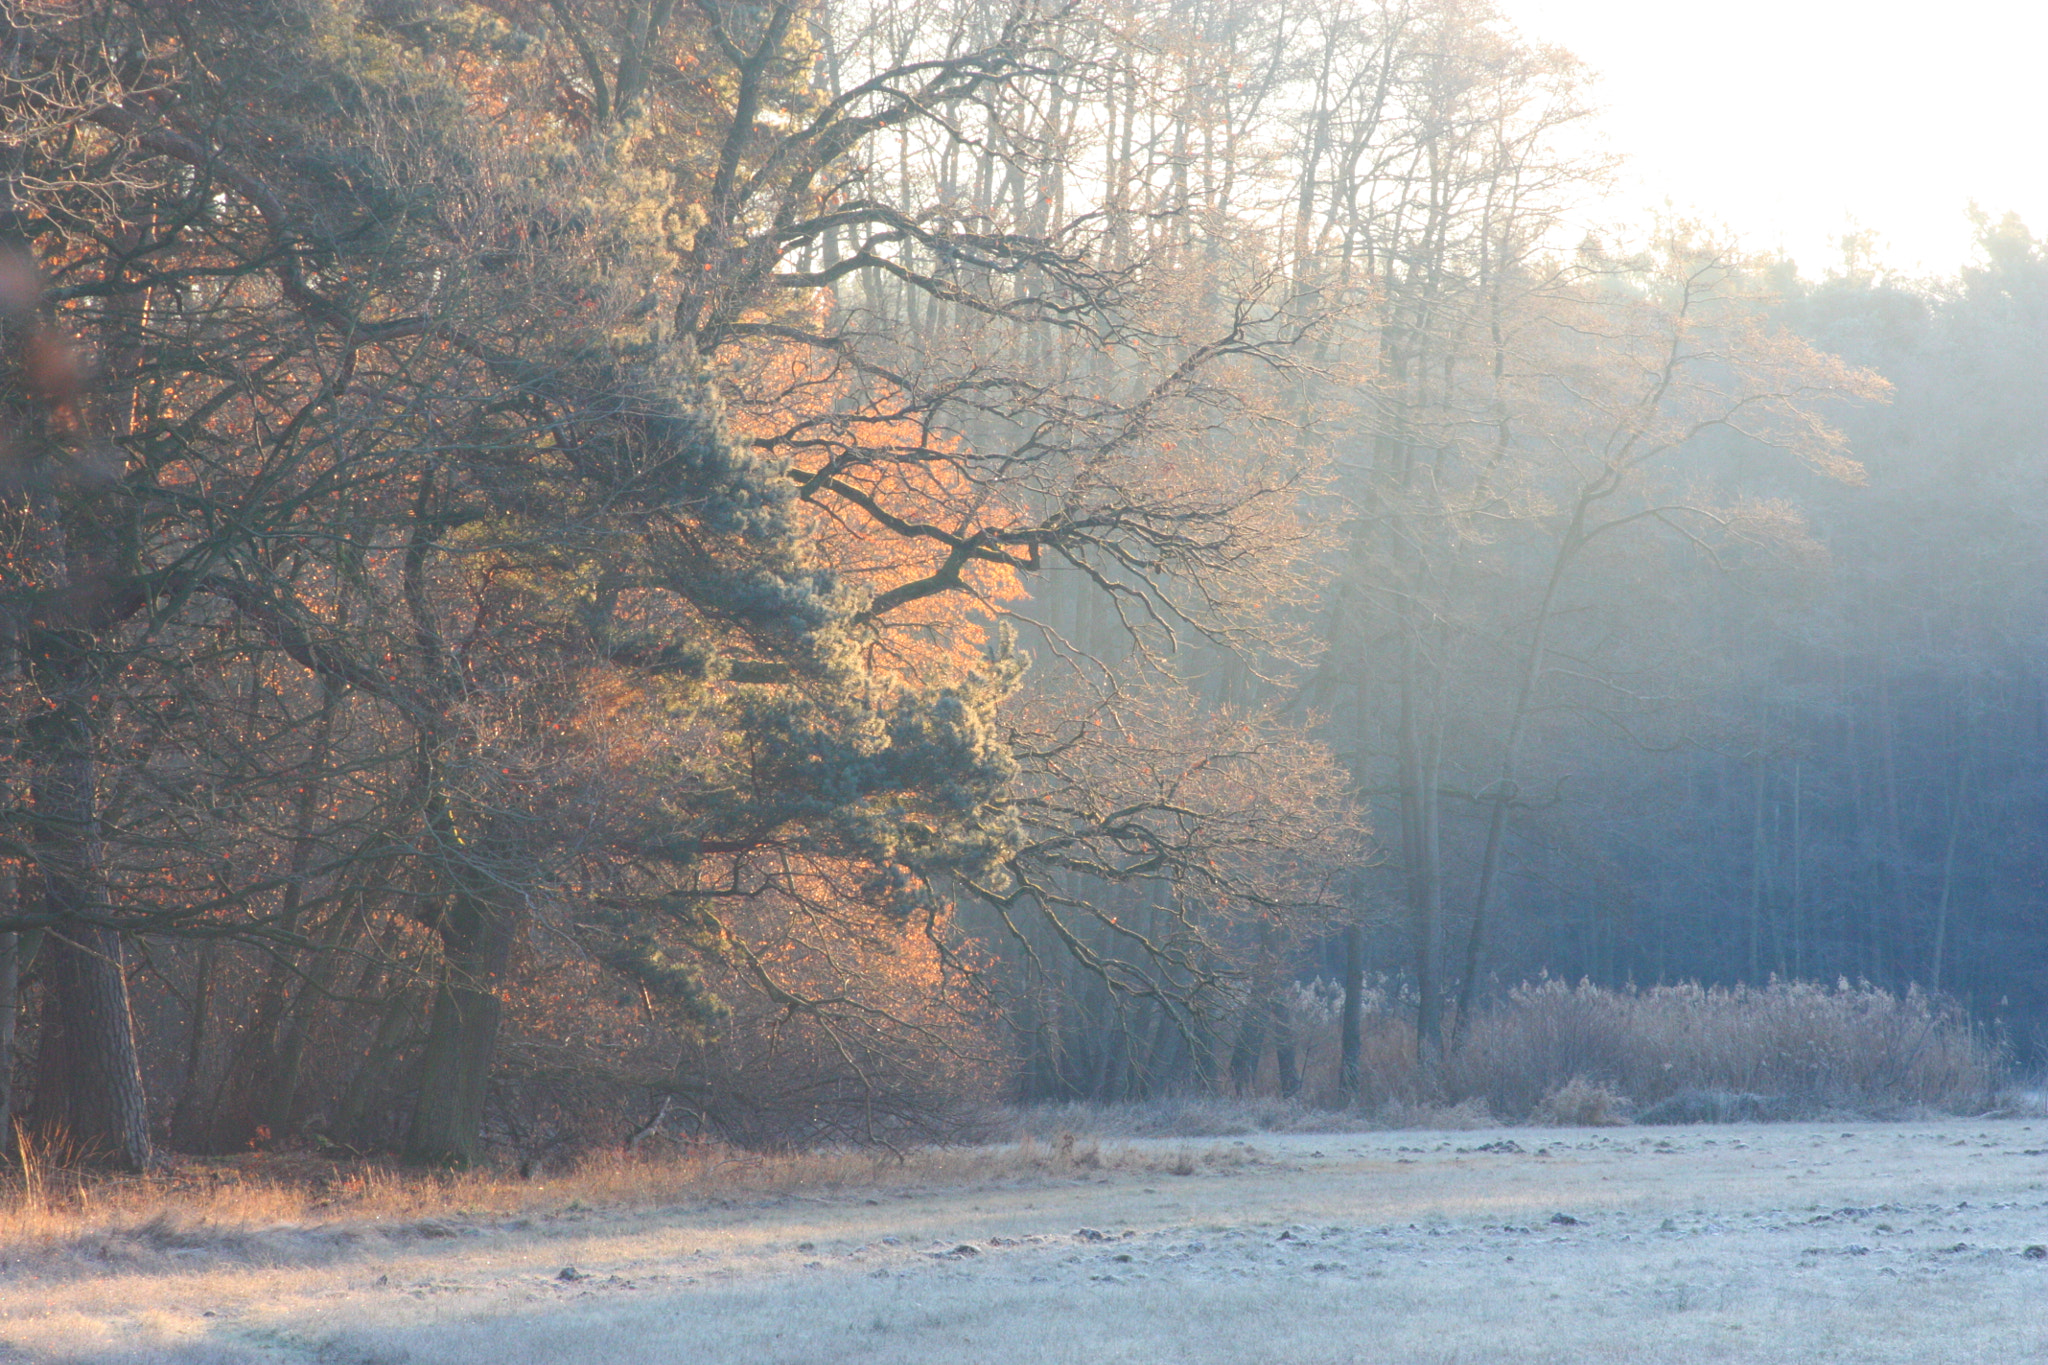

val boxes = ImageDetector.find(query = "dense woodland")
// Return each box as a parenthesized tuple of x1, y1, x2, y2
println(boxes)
(0, 0, 2039, 1170)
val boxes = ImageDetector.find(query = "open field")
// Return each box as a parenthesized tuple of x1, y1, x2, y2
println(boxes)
(5, 1119, 2048, 1363)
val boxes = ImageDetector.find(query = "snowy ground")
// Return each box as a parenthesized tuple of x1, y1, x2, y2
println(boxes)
(7, 1119, 2048, 1363)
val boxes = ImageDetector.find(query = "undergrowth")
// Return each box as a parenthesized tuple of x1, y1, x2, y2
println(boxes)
(1190, 976, 2002, 1125)
(0, 977, 2006, 1247)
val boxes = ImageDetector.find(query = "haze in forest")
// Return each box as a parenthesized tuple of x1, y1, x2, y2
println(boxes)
(1, 0, 2043, 1179)
(1499, 0, 2048, 277)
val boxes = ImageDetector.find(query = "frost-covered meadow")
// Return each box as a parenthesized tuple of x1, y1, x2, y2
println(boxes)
(7, 1119, 2048, 1363)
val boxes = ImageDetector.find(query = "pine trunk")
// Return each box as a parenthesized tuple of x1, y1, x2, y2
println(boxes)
(23, 620, 151, 1172)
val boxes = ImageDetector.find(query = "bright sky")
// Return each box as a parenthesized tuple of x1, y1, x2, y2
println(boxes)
(1496, 0, 2048, 280)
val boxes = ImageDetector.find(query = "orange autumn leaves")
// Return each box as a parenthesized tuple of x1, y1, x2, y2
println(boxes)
(723, 330, 1025, 686)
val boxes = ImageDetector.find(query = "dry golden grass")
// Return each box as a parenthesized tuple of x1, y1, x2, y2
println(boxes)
(0, 1129, 1256, 1266)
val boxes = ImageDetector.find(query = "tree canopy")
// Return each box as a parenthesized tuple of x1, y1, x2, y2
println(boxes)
(5, 0, 2017, 1166)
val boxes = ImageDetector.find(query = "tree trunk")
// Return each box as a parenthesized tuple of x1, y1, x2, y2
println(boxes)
(403, 889, 517, 1166)
(4, 255, 153, 1168)
(1791, 756, 1806, 979)
(1338, 923, 1364, 1105)
(1228, 991, 1267, 1095)
(0, 926, 17, 1151)
(22, 611, 151, 1172)
(200, 679, 339, 1150)
(1272, 994, 1301, 1100)
(167, 941, 216, 1148)
(33, 924, 151, 1169)
(1399, 665, 1445, 1059)
(1749, 747, 1767, 981)
(1930, 756, 1970, 996)
(335, 976, 417, 1147)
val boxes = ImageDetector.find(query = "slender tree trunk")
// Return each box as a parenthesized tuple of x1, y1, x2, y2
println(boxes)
(1400, 665, 1445, 1058)
(1453, 491, 1600, 1033)
(1749, 748, 1768, 981)
(1097, 999, 1130, 1100)
(1930, 758, 1969, 996)
(1338, 923, 1365, 1105)
(0, 925, 16, 1150)
(201, 674, 339, 1150)
(260, 941, 342, 1137)
(167, 941, 215, 1147)
(335, 976, 417, 1147)
(1272, 994, 1301, 1100)
(1227, 991, 1267, 1095)
(1791, 756, 1806, 979)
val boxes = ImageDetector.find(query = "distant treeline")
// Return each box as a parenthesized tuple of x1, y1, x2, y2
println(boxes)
(1321, 226, 2048, 1061)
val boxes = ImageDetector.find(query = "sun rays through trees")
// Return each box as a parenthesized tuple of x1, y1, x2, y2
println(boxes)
(0, 0, 2024, 1168)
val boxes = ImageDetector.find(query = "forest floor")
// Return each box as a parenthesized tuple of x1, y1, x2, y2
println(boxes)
(5, 1118, 2048, 1363)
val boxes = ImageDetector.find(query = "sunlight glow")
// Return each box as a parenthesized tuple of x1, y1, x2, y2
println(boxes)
(1499, 0, 2048, 278)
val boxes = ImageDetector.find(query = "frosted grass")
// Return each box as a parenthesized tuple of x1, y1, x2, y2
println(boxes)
(5, 1120, 2048, 1362)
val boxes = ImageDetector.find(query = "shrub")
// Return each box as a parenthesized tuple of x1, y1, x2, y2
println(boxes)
(1531, 1076, 1631, 1127)
(1281, 976, 1999, 1123)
